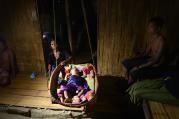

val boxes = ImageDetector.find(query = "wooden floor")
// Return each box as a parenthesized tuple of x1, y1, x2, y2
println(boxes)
(148, 101, 179, 119)
(0, 76, 146, 118)
(143, 100, 179, 119)
(0, 74, 84, 111)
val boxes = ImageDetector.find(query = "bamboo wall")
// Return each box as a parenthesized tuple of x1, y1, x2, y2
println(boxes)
(0, 0, 45, 73)
(97, 0, 179, 76)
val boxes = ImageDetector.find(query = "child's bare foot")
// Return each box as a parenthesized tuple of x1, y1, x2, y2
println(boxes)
(51, 97, 61, 104)
(59, 96, 64, 103)
(64, 98, 72, 103)
(72, 96, 81, 104)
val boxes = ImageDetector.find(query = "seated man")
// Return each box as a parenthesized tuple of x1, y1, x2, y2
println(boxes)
(122, 16, 168, 84)
(0, 38, 16, 86)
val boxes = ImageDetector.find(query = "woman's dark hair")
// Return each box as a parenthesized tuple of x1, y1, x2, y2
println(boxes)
(149, 16, 164, 29)
(50, 38, 62, 51)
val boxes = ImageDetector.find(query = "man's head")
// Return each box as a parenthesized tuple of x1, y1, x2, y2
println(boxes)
(148, 16, 164, 34)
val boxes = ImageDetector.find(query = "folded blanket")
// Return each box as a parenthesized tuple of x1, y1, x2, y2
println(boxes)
(126, 79, 179, 105)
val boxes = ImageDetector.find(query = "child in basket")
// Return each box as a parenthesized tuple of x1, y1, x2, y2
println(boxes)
(57, 67, 90, 104)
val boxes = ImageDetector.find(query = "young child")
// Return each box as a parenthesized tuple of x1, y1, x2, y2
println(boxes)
(58, 67, 90, 103)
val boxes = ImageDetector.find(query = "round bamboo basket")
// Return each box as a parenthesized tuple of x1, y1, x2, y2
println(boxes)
(48, 63, 99, 107)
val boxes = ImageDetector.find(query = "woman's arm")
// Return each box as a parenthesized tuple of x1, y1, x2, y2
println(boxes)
(60, 56, 72, 65)
(60, 51, 72, 65)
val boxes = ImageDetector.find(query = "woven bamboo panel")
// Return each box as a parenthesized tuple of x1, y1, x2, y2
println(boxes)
(97, 0, 179, 76)
(0, 0, 45, 73)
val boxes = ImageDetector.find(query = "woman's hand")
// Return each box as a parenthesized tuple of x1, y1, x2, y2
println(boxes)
(48, 64, 51, 71)
(138, 65, 143, 69)
(60, 61, 66, 66)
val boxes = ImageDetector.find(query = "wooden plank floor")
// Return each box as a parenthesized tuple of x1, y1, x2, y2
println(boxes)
(145, 101, 179, 119)
(0, 73, 84, 111)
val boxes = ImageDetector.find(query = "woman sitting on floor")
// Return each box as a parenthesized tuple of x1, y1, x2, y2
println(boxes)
(48, 37, 72, 77)
(0, 38, 16, 86)
(122, 16, 168, 84)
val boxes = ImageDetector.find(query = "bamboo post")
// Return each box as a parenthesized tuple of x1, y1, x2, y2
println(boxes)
(65, 0, 74, 63)
(81, 0, 95, 67)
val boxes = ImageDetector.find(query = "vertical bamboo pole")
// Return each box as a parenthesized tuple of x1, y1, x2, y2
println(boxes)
(52, 0, 58, 67)
(65, 0, 74, 62)
(81, 0, 95, 67)
(34, 0, 46, 74)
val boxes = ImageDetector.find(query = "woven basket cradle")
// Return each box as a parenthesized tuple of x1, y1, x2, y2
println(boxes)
(48, 63, 99, 107)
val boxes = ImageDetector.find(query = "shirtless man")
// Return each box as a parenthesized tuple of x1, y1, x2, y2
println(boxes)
(122, 16, 167, 84)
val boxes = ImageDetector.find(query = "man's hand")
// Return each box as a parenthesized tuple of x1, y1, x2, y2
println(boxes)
(131, 66, 139, 71)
